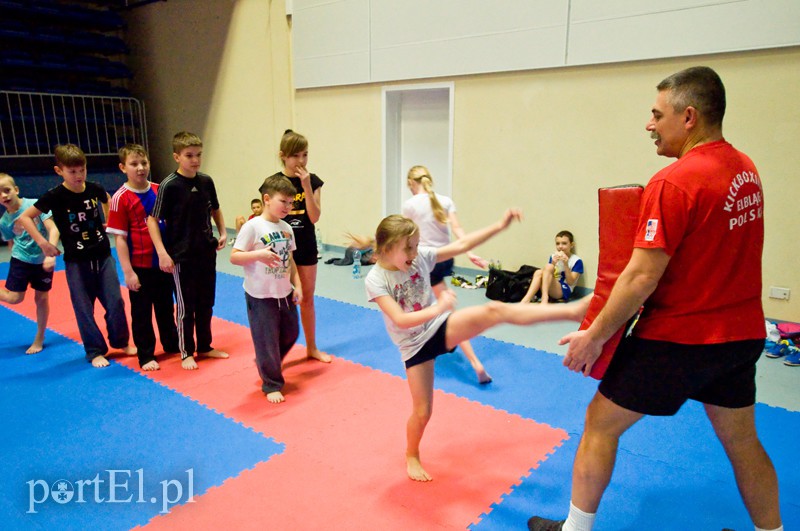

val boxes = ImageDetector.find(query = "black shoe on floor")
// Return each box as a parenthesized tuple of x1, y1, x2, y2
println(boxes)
(527, 516, 564, 531)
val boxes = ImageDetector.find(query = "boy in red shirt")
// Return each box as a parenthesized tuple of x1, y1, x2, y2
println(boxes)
(107, 144, 179, 370)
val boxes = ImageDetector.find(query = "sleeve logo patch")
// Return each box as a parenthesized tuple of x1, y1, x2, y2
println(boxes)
(645, 219, 658, 241)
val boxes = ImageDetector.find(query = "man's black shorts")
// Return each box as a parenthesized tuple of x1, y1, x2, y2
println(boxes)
(598, 336, 764, 416)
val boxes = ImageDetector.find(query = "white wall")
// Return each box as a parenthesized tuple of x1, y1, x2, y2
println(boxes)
(292, 0, 800, 88)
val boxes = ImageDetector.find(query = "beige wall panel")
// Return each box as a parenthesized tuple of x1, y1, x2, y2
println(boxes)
(125, 1, 798, 321)
(294, 85, 383, 247)
(296, 48, 800, 320)
(125, 0, 294, 232)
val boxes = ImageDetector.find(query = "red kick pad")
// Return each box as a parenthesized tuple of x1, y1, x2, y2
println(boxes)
(579, 185, 643, 379)
(5, 272, 568, 529)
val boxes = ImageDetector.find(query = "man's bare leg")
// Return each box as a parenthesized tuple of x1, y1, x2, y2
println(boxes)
(570, 392, 643, 514)
(705, 404, 782, 529)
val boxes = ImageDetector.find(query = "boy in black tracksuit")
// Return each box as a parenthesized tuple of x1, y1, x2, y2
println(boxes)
(147, 131, 228, 370)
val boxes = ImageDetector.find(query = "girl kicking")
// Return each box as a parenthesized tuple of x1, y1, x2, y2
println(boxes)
(361, 211, 589, 481)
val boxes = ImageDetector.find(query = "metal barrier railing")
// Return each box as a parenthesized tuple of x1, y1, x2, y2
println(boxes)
(0, 90, 147, 158)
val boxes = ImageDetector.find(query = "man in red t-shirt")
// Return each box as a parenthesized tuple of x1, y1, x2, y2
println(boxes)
(528, 67, 782, 531)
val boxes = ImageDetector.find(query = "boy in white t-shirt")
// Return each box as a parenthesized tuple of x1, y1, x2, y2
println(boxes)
(230, 175, 303, 403)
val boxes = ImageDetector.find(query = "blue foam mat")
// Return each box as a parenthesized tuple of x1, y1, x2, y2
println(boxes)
(3, 263, 798, 529)
(0, 307, 283, 530)
(212, 271, 800, 530)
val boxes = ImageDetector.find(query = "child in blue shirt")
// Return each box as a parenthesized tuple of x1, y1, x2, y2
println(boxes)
(521, 230, 584, 304)
(0, 173, 59, 354)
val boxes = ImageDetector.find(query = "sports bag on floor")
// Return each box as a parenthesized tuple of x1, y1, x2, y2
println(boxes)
(485, 265, 537, 302)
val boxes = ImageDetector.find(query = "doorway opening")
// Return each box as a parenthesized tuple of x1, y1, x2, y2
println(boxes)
(382, 82, 454, 216)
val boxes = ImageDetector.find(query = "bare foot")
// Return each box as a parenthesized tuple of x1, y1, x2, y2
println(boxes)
(26, 340, 44, 355)
(142, 360, 160, 371)
(181, 357, 198, 370)
(475, 367, 493, 384)
(201, 349, 229, 359)
(91, 355, 110, 368)
(307, 348, 332, 363)
(570, 295, 592, 321)
(266, 391, 285, 403)
(406, 455, 432, 482)
(113, 345, 137, 356)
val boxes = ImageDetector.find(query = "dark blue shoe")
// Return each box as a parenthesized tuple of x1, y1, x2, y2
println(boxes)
(765, 339, 792, 358)
(527, 516, 564, 531)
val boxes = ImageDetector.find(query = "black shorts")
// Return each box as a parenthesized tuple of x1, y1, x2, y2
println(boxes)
(429, 258, 454, 286)
(293, 242, 319, 266)
(5, 257, 54, 293)
(405, 317, 456, 369)
(598, 336, 764, 416)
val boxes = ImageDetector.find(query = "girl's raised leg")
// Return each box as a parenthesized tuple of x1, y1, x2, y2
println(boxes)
(445, 297, 589, 349)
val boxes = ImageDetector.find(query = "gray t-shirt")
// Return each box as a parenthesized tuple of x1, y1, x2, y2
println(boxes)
(364, 247, 451, 362)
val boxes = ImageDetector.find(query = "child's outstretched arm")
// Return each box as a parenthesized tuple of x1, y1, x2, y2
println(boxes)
(448, 211, 489, 269)
(436, 208, 522, 263)
(374, 289, 456, 330)
(18, 206, 61, 257)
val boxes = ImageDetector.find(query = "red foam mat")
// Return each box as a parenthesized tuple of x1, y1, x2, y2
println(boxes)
(128, 337, 568, 529)
(5, 271, 568, 529)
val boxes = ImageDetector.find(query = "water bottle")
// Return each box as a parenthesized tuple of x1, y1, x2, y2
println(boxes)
(352, 249, 362, 279)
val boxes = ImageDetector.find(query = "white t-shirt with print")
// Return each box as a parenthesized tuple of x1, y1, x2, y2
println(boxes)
(364, 247, 451, 362)
(234, 216, 296, 299)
